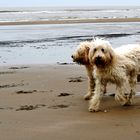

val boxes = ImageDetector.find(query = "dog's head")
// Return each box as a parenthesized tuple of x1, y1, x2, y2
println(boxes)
(71, 41, 92, 65)
(89, 38, 115, 68)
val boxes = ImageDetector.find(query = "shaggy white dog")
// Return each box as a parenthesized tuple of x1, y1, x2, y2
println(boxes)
(89, 38, 140, 112)
(71, 41, 106, 100)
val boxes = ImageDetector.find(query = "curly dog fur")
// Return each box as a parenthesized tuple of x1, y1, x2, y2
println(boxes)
(88, 38, 140, 112)
(71, 41, 106, 100)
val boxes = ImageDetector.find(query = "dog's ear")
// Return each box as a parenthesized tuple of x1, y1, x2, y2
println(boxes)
(85, 47, 90, 64)
(108, 48, 115, 64)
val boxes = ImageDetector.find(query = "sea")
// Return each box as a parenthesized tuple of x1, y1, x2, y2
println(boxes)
(0, 6, 140, 65)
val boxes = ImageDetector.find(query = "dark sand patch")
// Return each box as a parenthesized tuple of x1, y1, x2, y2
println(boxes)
(95, 33, 131, 38)
(0, 83, 24, 88)
(48, 104, 69, 109)
(58, 93, 73, 97)
(0, 71, 15, 75)
(15, 90, 50, 94)
(16, 90, 37, 94)
(0, 107, 13, 110)
(0, 32, 136, 47)
(68, 76, 85, 82)
(9, 66, 29, 70)
(16, 104, 46, 111)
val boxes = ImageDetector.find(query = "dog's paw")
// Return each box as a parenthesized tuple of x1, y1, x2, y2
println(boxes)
(88, 106, 99, 112)
(123, 98, 133, 106)
(115, 93, 133, 106)
(88, 97, 100, 112)
(84, 93, 92, 100)
(115, 94, 126, 105)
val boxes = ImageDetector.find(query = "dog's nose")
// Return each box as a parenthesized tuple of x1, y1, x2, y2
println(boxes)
(96, 56, 102, 61)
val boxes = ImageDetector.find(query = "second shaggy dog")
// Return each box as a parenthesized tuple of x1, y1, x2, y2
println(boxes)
(71, 41, 95, 100)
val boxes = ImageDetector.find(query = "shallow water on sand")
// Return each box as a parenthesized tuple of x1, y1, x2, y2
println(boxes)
(0, 22, 140, 65)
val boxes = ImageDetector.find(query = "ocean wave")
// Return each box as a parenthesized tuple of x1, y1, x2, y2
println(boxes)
(0, 33, 135, 46)
(0, 10, 20, 13)
(0, 10, 66, 15)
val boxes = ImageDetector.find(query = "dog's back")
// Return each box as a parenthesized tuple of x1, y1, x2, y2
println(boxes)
(115, 44, 140, 72)
(115, 44, 140, 55)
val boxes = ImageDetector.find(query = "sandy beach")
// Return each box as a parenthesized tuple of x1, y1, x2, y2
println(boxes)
(0, 18, 140, 26)
(0, 64, 140, 140)
(0, 6, 140, 140)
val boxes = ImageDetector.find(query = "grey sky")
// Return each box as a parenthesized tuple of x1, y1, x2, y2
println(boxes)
(0, 0, 140, 7)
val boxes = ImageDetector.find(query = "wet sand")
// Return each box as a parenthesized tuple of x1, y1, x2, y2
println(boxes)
(0, 18, 140, 26)
(0, 64, 140, 140)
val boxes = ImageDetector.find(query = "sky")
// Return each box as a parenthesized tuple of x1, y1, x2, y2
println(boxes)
(0, 0, 140, 7)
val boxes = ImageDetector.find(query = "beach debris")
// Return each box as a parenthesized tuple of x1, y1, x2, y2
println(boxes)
(58, 93, 73, 97)
(57, 62, 74, 65)
(48, 104, 69, 109)
(104, 110, 108, 113)
(57, 62, 68, 65)
(57, 62, 75, 65)
(68, 76, 85, 82)
(16, 104, 46, 111)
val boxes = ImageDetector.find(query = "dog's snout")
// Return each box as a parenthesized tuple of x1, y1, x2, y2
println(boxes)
(95, 56, 102, 61)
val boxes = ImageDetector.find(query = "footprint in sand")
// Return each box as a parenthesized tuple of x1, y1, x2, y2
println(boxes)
(16, 90, 37, 94)
(48, 104, 69, 109)
(16, 104, 46, 111)
(0, 83, 24, 88)
(0, 71, 15, 75)
(9, 66, 29, 70)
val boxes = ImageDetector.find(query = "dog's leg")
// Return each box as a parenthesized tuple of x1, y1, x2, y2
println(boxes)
(103, 82, 107, 94)
(88, 78, 104, 112)
(84, 65, 95, 100)
(127, 74, 137, 105)
(115, 77, 132, 105)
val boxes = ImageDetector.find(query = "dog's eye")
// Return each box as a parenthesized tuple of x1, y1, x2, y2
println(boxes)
(94, 48, 97, 52)
(101, 48, 105, 52)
